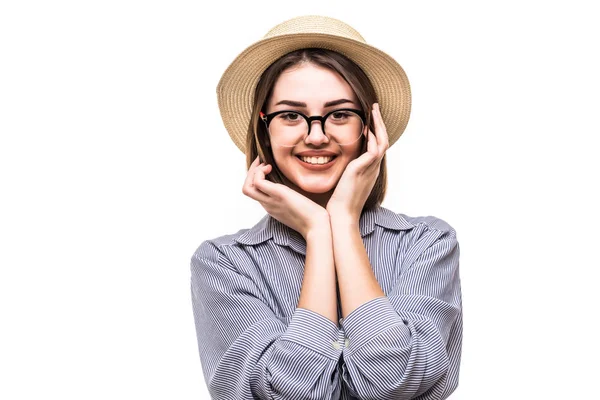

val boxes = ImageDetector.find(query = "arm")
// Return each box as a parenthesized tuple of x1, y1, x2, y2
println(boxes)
(331, 219, 462, 400)
(297, 222, 339, 328)
(190, 239, 342, 400)
(330, 215, 385, 319)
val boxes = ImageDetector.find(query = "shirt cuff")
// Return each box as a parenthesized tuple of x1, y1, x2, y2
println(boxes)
(279, 307, 342, 360)
(341, 296, 409, 354)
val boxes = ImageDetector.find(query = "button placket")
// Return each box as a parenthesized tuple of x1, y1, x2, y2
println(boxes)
(336, 321, 349, 349)
(331, 337, 349, 350)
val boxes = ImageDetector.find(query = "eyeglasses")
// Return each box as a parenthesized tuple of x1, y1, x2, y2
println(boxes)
(259, 108, 366, 147)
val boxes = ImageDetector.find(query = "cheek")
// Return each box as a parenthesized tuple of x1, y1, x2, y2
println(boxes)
(345, 143, 364, 162)
(270, 151, 297, 179)
(271, 149, 289, 166)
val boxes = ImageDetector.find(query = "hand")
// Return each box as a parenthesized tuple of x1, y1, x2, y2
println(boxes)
(326, 103, 389, 222)
(242, 156, 330, 240)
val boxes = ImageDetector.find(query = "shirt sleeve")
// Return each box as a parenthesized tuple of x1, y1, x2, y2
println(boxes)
(190, 240, 343, 400)
(340, 228, 462, 400)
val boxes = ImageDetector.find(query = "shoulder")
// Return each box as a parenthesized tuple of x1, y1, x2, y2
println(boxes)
(191, 229, 248, 266)
(190, 214, 270, 268)
(401, 213, 458, 238)
(377, 205, 458, 237)
(375, 206, 459, 260)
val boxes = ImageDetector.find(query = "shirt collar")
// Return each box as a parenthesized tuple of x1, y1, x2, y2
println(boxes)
(234, 206, 414, 255)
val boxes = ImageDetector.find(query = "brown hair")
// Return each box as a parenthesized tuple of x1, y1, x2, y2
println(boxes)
(245, 48, 387, 210)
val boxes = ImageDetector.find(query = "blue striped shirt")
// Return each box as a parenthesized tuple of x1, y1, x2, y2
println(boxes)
(190, 205, 462, 399)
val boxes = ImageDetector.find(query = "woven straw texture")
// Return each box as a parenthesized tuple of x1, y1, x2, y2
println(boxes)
(217, 15, 411, 153)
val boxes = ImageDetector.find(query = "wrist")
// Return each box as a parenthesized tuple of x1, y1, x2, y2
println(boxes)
(328, 209, 359, 227)
(303, 211, 331, 240)
(329, 213, 359, 235)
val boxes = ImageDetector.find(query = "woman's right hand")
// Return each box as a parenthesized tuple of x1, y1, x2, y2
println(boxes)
(242, 156, 330, 240)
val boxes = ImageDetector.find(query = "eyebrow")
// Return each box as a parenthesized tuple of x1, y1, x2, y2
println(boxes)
(274, 98, 355, 108)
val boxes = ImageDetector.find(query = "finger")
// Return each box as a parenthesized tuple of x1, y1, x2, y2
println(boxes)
(247, 186, 271, 204)
(244, 167, 271, 203)
(253, 164, 267, 186)
(250, 156, 261, 169)
(352, 154, 375, 173)
(373, 104, 389, 153)
(243, 179, 271, 203)
(373, 104, 387, 151)
(349, 135, 378, 172)
(262, 163, 273, 176)
(254, 175, 281, 197)
(244, 162, 262, 188)
(253, 163, 272, 181)
(255, 164, 290, 197)
(364, 130, 384, 170)
(254, 164, 278, 193)
(243, 161, 269, 199)
(366, 130, 378, 159)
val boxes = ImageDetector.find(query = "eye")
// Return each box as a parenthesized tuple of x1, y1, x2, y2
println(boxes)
(277, 112, 302, 122)
(330, 111, 352, 121)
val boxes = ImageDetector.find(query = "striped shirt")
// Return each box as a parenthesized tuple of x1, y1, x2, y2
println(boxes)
(190, 205, 462, 399)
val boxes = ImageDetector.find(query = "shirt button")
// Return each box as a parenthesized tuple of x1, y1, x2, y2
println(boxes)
(332, 341, 341, 350)
(344, 338, 349, 348)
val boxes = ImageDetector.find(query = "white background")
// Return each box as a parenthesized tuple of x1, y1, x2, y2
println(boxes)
(1, 0, 598, 399)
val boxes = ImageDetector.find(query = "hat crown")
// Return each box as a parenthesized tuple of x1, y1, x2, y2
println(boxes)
(263, 15, 366, 43)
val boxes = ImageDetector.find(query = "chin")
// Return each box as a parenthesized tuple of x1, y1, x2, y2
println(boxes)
(293, 175, 339, 194)
(298, 184, 334, 194)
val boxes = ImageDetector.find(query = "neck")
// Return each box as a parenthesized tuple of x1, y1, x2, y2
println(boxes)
(282, 177, 333, 209)
(306, 190, 333, 209)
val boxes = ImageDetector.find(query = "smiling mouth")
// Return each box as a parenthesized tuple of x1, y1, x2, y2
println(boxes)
(296, 155, 337, 165)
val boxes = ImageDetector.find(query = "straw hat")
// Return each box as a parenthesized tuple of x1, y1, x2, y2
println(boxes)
(216, 15, 411, 153)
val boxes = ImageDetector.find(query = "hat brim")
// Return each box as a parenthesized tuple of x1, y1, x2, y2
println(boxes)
(217, 33, 411, 153)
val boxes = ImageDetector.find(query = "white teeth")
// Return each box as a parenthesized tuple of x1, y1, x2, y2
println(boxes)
(300, 156, 333, 165)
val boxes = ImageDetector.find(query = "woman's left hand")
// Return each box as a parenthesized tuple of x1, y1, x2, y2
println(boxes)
(326, 103, 389, 222)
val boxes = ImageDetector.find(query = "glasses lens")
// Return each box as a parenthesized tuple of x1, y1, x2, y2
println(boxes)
(268, 112, 308, 147)
(324, 111, 364, 145)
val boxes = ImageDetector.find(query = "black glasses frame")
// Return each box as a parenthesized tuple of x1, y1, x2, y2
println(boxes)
(259, 108, 366, 137)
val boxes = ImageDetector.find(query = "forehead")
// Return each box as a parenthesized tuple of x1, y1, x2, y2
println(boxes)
(269, 63, 358, 106)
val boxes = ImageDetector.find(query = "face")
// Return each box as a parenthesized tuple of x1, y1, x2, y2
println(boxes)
(265, 63, 364, 205)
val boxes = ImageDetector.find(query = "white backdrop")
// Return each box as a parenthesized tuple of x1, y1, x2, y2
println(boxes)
(1, 1, 599, 399)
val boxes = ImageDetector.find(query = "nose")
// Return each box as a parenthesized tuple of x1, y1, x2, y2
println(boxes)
(304, 121, 329, 145)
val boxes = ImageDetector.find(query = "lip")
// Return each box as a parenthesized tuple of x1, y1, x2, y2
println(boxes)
(295, 155, 337, 170)
(295, 150, 338, 157)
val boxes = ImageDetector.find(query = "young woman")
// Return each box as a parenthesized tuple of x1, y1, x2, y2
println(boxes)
(191, 15, 462, 400)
